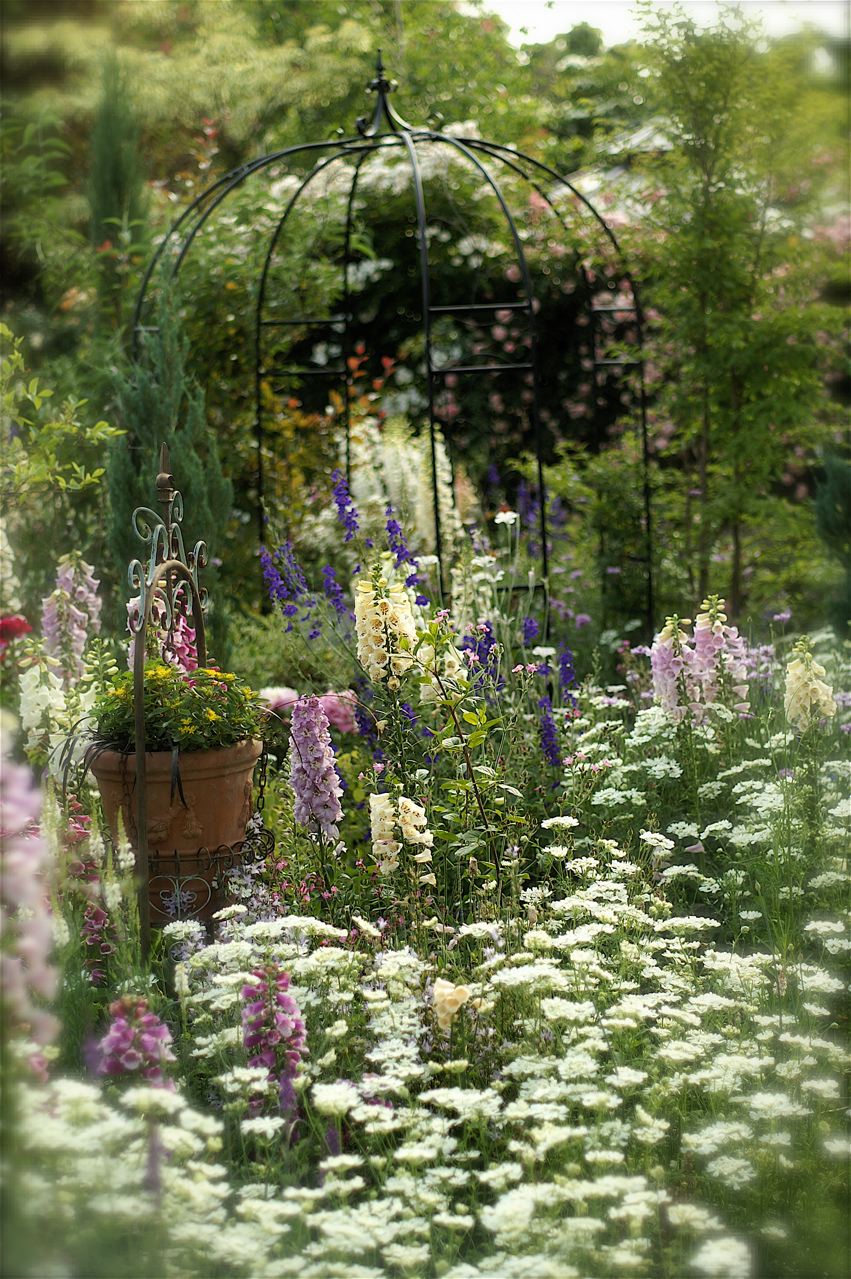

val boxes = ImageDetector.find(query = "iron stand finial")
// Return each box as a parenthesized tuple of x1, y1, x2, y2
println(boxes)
(155, 441, 175, 531)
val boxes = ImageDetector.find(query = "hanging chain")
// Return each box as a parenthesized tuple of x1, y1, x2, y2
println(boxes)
(255, 745, 269, 814)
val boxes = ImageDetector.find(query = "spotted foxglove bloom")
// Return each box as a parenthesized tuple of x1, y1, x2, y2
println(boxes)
(432, 977, 472, 1031)
(691, 596, 749, 716)
(650, 615, 692, 722)
(784, 642, 837, 730)
(41, 555, 101, 685)
(126, 590, 197, 673)
(17, 660, 67, 767)
(354, 574, 417, 690)
(241, 966, 305, 1116)
(369, 792, 434, 884)
(0, 525, 22, 613)
(369, 792, 402, 873)
(0, 720, 58, 1051)
(289, 696, 344, 840)
(94, 995, 176, 1089)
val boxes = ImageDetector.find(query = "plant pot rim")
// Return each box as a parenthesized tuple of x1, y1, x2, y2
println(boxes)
(91, 737, 263, 770)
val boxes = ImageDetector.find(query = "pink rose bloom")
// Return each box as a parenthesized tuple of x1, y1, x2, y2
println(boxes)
(319, 690, 357, 735)
(260, 686, 300, 715)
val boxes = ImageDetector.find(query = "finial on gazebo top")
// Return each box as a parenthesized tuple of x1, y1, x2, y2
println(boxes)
(356, 49, 413, 137)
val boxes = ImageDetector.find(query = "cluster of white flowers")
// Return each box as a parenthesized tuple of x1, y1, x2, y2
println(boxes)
(417, 635, 466, 704)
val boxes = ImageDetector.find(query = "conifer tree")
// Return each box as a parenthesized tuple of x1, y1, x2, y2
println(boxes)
(106, 291, 232, 659)
(87, 55, 148, 320)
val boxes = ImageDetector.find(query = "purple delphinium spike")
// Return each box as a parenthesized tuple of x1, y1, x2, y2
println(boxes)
(290, 696, 344, 840)
(94, 996, 176, 1089)
(331, 470, 360, 542)
(558, 643, 577, 705)
(261, 543, 318, 634)
(241, 966, 305, 1116)
(538, 694, 561, 768)
(521, 615, 539, 646)
(385, 505, 429, 606)
(322, 564, 351, 620)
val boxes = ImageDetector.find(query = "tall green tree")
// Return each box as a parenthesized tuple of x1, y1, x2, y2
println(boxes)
(635, 6, 833, 618)
(87, 54, 149, 322)
(106, 291, 232, 659)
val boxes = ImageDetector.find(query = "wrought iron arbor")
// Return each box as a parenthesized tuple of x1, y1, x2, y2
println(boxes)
(133, 54, 654, 628)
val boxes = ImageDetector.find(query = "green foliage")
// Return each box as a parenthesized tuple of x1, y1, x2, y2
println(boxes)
(228, 611, 351, 696)
(87, 54, 149, 320)
(94, 661, 264, 753)
(106, 293, 233, 656)
(631, 4, 838, 619)
(0, 324, 123, 615)
(87, 54, 148, 248)
(815, 451, 851, 638)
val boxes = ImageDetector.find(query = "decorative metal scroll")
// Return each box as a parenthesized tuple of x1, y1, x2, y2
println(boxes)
(148, 827, 275, 924)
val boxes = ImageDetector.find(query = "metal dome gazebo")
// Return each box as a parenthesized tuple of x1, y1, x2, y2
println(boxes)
(132, 53, 654, 628)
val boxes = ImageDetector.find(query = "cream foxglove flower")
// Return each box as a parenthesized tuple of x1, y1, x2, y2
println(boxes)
(354, 575, 417, 690)
(432, 977, 473, 1031)
(784, 642, 836, 730)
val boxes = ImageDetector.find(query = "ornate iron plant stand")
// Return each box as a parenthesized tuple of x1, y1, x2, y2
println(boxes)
(122, 443, 273, 951)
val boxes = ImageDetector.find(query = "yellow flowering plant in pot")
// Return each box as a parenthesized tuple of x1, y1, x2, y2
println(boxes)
(88, 662, 268, 922)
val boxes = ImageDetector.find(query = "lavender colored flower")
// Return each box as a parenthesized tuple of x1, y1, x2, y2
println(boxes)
(538, 694, 561, 768)
(289, 696, 344, 840)
(461, 621, 504, 694)
(41, 555, 101, 685)
(0, 741, 58, 1052)
(517, 480, 539, 528)
(94, 996, 176, 1089)
(331, 469, 360, 542)
(549, 496, 567, 530)
(241, 966, 305, 1115)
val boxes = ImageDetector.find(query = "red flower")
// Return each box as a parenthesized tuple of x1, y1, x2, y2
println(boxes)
(0, 614, 31, 658)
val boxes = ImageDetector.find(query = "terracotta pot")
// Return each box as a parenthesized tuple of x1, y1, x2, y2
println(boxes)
(91, 739, 262, 923)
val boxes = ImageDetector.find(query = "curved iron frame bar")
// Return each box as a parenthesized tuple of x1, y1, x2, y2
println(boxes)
(252, 144, 377, 548)
(451, 137, 654, 626)
(132, 58, 654, 631)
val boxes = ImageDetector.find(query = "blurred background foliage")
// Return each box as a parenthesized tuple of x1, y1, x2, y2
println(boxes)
(0, 0, 848, 644)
